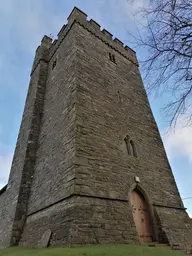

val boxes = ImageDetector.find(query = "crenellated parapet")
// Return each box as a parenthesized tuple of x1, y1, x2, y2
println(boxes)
(48, 7, 138, 66)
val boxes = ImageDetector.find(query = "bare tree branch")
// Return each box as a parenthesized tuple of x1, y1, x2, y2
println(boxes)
(127, 0, 192, 126)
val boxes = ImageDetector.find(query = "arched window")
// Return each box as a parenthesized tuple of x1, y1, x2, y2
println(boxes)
(109, 52, 112, 61)
(52, 59, 57, 70)
(124, 135, 131, 155)
(124, 136, 137, 157)
(130, 140, 137, 157)
(109, 53, 116, 63)
(112, 54, 116, 63)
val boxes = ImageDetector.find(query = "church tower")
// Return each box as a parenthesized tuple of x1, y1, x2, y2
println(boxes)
(0, 7, 191, 248)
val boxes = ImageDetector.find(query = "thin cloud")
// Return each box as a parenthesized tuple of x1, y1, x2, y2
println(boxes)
(0, 0, 63, 52)
(0, 154, 13, 188)
(163, 115, 192, 163)
(121, 0, 149, 15)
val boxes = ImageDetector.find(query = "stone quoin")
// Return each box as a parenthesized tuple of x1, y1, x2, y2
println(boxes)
(0, 6, 191, 249)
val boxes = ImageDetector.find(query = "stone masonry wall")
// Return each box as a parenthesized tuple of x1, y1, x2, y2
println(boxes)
(0, 36, 51, 247)
(74, 22, 183, 207)
(20, 196, 139, 247)
(73, 21, 191, 245)
(10, 45, 51, 245)
(155, 206, 192, 249)
(0, 189, 14, 247)
(20, 197, 76, 247)
(25, 24, 78, 215)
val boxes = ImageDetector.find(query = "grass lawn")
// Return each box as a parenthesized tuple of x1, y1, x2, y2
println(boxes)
(0, 244, 184, 256)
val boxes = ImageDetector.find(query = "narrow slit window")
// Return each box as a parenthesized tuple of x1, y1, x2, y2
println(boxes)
(130, 140, 137, 157)
(117, 90, 121, 102)
(124, 135, 131, 155)
(124, 135, 137, 157)
(52, 59, 57, 70)
(112, 54, 116, 63)
(109, 53, 116, 63)
(109, 53, 112, 61)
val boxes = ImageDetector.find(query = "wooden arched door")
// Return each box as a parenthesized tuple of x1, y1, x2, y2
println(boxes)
(130, 189, 153, 243)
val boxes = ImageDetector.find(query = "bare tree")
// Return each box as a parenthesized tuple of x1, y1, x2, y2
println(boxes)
(128, 0, 192, 126)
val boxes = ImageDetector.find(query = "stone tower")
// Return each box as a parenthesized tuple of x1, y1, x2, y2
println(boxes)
(0, 7, 191, 248)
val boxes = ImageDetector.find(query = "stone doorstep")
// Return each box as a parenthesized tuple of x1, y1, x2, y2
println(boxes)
(148, 242, 171, 250)
(186, 250, 192, 255)
(148, 242, 192, 255)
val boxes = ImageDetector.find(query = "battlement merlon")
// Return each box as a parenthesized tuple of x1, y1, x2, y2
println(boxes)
(67, 6, 88, 25)
(31, 35, 52, 75)
(41, 35, 52, 48)
(53, 6, 138, 66)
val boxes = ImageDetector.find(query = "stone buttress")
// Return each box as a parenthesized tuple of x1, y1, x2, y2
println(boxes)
(0, 36, 51, 247)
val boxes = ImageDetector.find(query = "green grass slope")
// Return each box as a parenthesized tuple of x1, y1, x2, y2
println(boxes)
(0, 245, 184, 256)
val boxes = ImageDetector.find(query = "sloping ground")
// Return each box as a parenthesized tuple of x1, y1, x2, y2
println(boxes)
(0, 245, 184, 256)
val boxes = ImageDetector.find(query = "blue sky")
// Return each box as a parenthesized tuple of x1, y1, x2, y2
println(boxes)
(0, 0, 192, 216)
